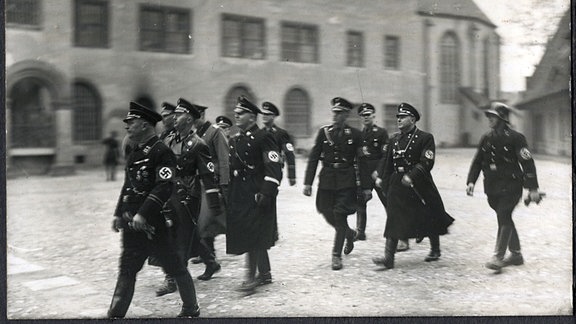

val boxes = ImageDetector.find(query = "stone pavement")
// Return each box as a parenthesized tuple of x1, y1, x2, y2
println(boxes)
(5, 149, 573, 320)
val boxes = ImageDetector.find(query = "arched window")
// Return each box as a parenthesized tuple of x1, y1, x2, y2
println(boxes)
(283, 88, 310, 136)
(439, 32, 461, 103)
(224, 85, 257, 119)
(72, 82, 101, 142)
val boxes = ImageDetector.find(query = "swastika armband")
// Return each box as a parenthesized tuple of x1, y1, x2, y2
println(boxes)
(519, 147, 532, 160)
(156, 166, 175, 181)
(265, 150, 280, 163)
(424, 150, 434, 160)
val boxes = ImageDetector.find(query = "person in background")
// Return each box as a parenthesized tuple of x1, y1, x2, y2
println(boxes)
(108, 101, 200, 318)
(260, 101, 297, 186)
(215, 115, 233, 139)
(466, 102, 543, 272)
(102, 131, 120, 181)
(303, 97, 368, 271)
(227, 96, 282, 294)
(159, 102, 177, 145)
(372, 103, 454, 269)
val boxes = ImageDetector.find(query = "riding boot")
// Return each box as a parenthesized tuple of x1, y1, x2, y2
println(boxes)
(486, 225, 513, 270)
(424, 235, 441, 262)
(196, 240, 221, 281)
(174, 273, 200, 318)
(107, 274, 136, 318)
(155, 274, 177, 296)
(372, 238, 398, 269)
(238, 251, 259, 292)
(503, 225, 524, 266)
(355, 207, 367, 240)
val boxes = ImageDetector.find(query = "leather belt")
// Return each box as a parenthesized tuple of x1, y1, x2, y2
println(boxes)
(323, 162, 352, 169)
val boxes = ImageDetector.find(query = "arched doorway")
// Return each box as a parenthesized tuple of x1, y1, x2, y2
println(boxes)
(10, 77, 56, 148)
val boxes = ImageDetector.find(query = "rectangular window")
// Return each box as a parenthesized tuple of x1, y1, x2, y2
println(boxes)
(221, 14, 266, 59)
(6, 0, 41, 28)
(140, 5, 191, 54)
(347, 31, 364, 67)
(384, 35, 400, 69)
(281, 22, 319, 63)
(383, 104, 398, 132)
(74, 0, 109, 48)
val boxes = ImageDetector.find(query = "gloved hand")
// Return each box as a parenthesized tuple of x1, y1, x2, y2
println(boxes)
(255, 192, 272, 209)
(289, 178, 296, 186)
(524, 190, 545, 206)
(112, 216, 124, 232)
(303, 185, 312, 197)
(466, 183, 475, 196)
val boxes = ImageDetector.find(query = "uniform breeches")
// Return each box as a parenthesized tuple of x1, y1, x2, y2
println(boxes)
(119, 230, 187, 278)
(487, 192, 522, 227)
(316, 187, 357, 221)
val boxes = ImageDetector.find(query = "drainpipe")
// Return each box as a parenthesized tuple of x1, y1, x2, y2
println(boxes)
(422, 18, 433, 132)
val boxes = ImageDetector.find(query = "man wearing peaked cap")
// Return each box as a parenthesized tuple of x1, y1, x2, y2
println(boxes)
(189, 100, 231, 277)
(227, 96, 282, 294)
(234, 96, 261, 115)
(123, 101, 163, 125)
(175, 98, 201, 119)
(396, 102, 420, 121)
(109, 101, 201, 318)
(467, 101, 542, 272)
(261, 101, 297, 186)
(331, 96, 354, 112)
(159, 102, 178, 145)
(216, 116, 233, 128)
(161, 102, 177, 117)
(373, 102, 454, 269)
(304, 97, 367, 271)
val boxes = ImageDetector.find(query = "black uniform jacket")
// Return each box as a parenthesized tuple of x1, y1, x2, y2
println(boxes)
(114, 136, 176, 230)
(174, 131, 220, 209)
(304, 124, 364, 190)
(379, 127, 454, 239)
(466, 126, 539, 196)
(266, 124, 296, 181)
(358, 124, 389, 190)
(227, 124, 282, 255)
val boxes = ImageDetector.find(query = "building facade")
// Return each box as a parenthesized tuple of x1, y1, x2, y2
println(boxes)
(5, 0, 501, 175)
(515, 9, 571, 157)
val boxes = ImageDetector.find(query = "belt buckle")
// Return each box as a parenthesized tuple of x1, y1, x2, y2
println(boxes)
(398, 166, 405, 173)
(233, 170, 239, 177)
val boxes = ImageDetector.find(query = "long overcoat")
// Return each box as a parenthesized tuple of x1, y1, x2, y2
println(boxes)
(226, 124, 282, 255)
(379, 127, 454, 239)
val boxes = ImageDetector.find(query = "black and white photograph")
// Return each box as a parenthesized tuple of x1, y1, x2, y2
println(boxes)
(4, 0, 572, 320)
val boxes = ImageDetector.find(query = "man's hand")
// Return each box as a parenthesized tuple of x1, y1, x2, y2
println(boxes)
(466, 183, 475, 196)
(131, 213, 147, 231)
(289, 178, 296, 186)
(371, 170, 379, 181)
(303, 185, 312, 196)
(255, 192, 272, 209)
(363, 189, 373, 202)
(112, 217, 123, 232)
(401, 175, 413, 187)
(375, 177, 383, 188)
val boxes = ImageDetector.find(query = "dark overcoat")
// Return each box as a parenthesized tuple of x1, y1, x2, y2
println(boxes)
(379, 127, 454, 239)
(227, 124, 282, 255)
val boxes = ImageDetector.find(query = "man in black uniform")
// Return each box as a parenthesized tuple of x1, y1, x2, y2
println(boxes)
(227, 96, 282, 294)
(372, 103, 454, 269)
(466, 102, 542, 271)
(355, 102, 388, 241)
(260, 101, 297, 186)
(215, 115, 233, 139)
(159, 102, 177, 145)
(108, 101, 200, 318)
(303, 97, 369, 271)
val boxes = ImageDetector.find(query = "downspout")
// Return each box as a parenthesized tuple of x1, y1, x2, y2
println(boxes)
(422, 18, 433, 132)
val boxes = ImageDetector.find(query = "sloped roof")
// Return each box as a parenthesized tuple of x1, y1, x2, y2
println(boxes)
(417, 0, 495, 27)
(516, 9, 571, 108)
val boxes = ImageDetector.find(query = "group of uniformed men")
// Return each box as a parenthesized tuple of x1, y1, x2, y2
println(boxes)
(108, 95, 542, 318)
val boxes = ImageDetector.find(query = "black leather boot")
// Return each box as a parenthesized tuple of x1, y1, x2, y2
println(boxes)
(174, 273, 200, 318)
(107, 274, 136, 318)
(503, 226, 524, 266)
(424, 235, 441, 262)
(155, 275, 177, 296)
(355, 208, 367, 241)
(486, 225, 513, 270)
(372, 238, 397, 269)
(197, 261, 221, 281)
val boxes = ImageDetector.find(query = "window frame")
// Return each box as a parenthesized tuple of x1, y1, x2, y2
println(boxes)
(6, 0, 42, 29)
(221, 13, 267, 59)
(139, 4, 192, 54)
(346, 30, 364, 67)
(280, 21, 319, 64)
(439, 32, 461, 104)
(384, 35, 401, 70)
(74, 0, 110, 48)
(72, 81, 102, 143)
